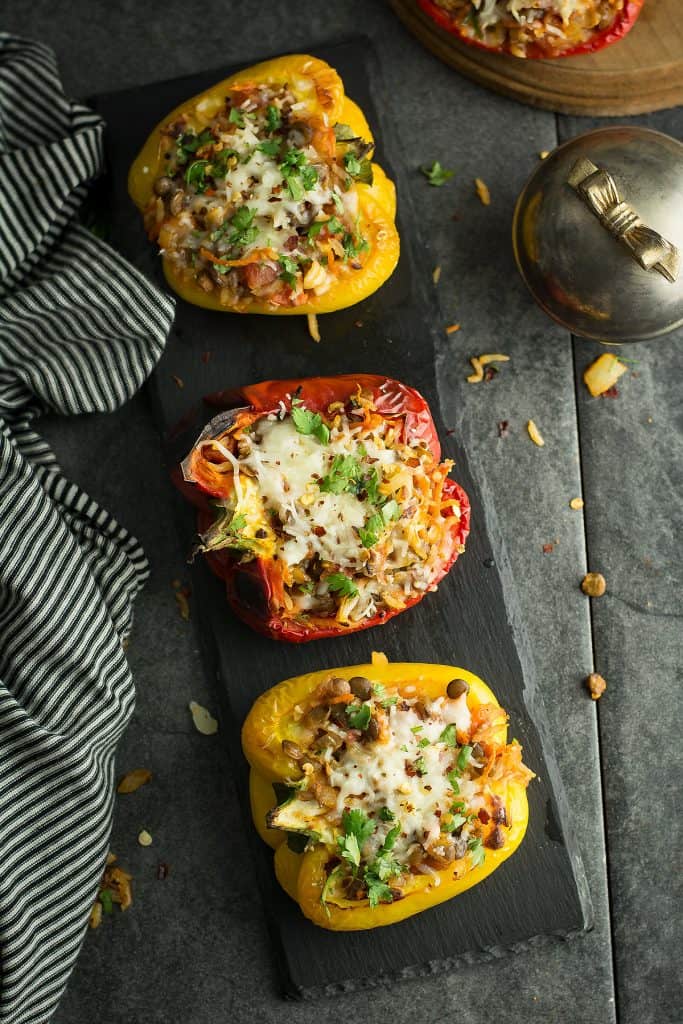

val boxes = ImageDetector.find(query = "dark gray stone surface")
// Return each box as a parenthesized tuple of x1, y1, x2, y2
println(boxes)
(3, 1, 679, 1021)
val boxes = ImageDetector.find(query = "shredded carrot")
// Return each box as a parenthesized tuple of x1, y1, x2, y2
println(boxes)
(199, 246, 277, 268)
(445, 323, 461, 334)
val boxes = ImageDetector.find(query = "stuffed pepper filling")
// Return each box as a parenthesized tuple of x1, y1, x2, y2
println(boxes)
(145, 83, 374, 308)
(193, 386, 464, 627)
(429, 0, 628, 57)
(268, 672, 533, 909)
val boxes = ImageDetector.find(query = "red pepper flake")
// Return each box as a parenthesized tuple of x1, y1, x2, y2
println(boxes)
(156, 862, 170, 880)
(200, 350, 212, 364)
(600, 386, 619, 399)
(172, 374, 184, 389)
(483, 366, 498, 382)
(497, 420, 509, 438)
(542, 543, 554, 554)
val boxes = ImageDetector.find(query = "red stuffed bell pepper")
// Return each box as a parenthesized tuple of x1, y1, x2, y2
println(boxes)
(417, 0, 644, 59)
(181, 374, 470, 641)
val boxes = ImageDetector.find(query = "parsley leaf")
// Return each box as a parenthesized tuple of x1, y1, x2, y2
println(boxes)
(337, 831, 361, 868)
(382, 499, 400, 523)
(327, 573, 358, 599)
(290, 399, 330, 445)
(421, 161, 455, 187)
(418, 737, 430, 748)
(468, 836, 485, 867)
(228, 107, 244, 127)
(99, 889, 113, 914)
(265, 104, 281, 132)
(439, 724, 458, 747)
(342, 150, 373, 185)
(346, 703, 372, 731)
(342, 230, 370, 261)
(457, 744, 473, 771)
(378, 807, 395, 822)
(447, 769, 461, 792)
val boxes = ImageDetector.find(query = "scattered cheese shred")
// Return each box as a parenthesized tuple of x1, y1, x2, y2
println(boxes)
(539, 150, 550, 160)
(474, 178, 491, 206)
(117, 769, 152, 794)
(467, 357, 483, 383)
(307, 312, 321, 343)
(189, 701, 219, 735)
(445, 323, 460, 334)
(478, 353, 510, 367)
(138, 830, 153, 847)
(371, 651, 389, 666)
(569, 497, 584, 510)
(527, 420, 545, 447)
(432, 265, 442, 284)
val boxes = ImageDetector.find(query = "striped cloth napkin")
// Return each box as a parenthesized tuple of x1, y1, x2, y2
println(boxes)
(0, 34, 174, 1024)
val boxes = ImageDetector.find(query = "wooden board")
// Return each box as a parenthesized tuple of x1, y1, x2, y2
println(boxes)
(390, 0, 683, 115)
(91, 38, 591, 996)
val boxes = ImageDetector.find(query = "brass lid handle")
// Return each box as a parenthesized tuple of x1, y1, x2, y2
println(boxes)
(568, 157, 680, 284)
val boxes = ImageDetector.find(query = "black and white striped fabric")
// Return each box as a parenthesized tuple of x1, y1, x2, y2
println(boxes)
(0, 34, 174, 1024)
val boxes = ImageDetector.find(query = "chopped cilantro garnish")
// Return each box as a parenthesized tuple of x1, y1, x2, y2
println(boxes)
(286, 175, 304, 200)
(278, 254, 299, 287)
(290, 398, 330, 445)
(346, 702, 372, 731)
(457, 744, 473, 771)
(185, 159, 209, 192)
(441, 813, 466, 833)
(300, 164, 318, 190)
(338, 831, 361, 868)
(257, 138, 281, 157)
(421, 161, 455, 187)
(447, 769, 460, 792)
(265, 104, 281, 132)
(308, 216, 343, 239)
(378, 807, 395, 822)
(228, 107, 244, 127)
(400, 744, 408, 752)
(327, 573, 358, 599)
(439, 723, 458, 747)
(227, 206, 258, 248)
(340, 808, 375, 858)
(358, 511, 385, 549)
(468, 836, 485, 867)
(342, 150, 373, 185)
(344, 152, 362, 176)
(382, 696, 399, 708)
(319, 453, 362, 494)
(175, 128, 214, 164)
(418, 737, 430, 748)
(366, 877, 393, 908)
(414, 755, 427, 776)
(363, 824, 402, 907)
(466, 8, 484, 38)
(410, 725, 423, 734)
(342, 230, 370, 261)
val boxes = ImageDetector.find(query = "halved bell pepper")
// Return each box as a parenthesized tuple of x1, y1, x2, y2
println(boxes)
(128, 54, 399, 314)
(417, 0, 644, 60)
(242, 657, 534, 930)
(180, 374, 470, 642)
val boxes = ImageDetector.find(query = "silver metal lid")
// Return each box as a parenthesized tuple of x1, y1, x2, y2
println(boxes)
(512, 127, 683, 342)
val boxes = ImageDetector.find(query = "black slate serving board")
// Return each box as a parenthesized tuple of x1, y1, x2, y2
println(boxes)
(92, 38, 591, 996)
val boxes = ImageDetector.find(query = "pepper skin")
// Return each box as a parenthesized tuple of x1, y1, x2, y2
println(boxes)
(242, 660, 531, 930)
(128, 54, 399, 314)
(417, 0, 644, 59)
(181, 374, 471, 642)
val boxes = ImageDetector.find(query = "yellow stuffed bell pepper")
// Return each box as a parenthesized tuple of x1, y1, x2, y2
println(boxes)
(242, 656, 534, 931)
(128, 54, 399, 315)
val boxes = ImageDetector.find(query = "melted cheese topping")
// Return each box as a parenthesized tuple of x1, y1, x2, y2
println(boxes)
(326, 695, 473, 859)
(198, 398, 463, 624)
